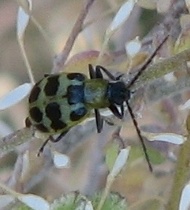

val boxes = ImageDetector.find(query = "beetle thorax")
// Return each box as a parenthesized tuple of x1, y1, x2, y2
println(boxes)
(84, 79, 110, 109)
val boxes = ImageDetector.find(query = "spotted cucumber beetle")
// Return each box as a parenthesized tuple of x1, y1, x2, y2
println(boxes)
(26, 36, 168, 171)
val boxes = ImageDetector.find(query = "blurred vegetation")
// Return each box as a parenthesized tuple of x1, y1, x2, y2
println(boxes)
(0, 0, 190, 209)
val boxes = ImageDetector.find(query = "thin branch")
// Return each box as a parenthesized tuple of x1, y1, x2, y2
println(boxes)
(53, 0, 96, 73)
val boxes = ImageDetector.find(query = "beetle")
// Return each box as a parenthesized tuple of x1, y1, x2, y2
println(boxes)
(26, 36, 168, 171)
(26, 65, 128, 142)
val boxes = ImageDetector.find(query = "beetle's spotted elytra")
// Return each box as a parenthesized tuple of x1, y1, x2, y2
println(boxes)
(27, 73, 89, 134)
(26, 36, 168, 171)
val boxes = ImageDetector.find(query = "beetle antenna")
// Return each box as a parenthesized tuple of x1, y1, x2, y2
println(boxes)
(126, 100, 153, 172)
(127, 35, 169, 89)
(124, 36, 168, 172)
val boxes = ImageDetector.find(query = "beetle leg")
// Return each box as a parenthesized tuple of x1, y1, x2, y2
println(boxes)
(95, 108, 103, 133)
(37, 138, 51, 156)
(109, 104, 123, 119)
(96, 65, 116, 80)
(88, 64, 96, 79)
(120, 104, 124, 117)
(89, 64, 103, 78)
(94, 67, 103, 78)
(37, 130, 69, 156)
(115, 74, 124, 80)
(51, 130, 69, 142)
(89, 64, 118, 80)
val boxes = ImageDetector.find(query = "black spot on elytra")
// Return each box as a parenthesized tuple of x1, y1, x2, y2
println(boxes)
(67, 85, 84, 105)
(29, 86, 41, 103)
(45, 102, 67, 131)
(67, 73, 85, 81)
(70, 107, 87, 121)
(36, 123, 49, 132)
(51, 120, 67, 131)
(45, 102, 61, 121)
(44, 75, 59, 96)
(29, 107, 43, 123)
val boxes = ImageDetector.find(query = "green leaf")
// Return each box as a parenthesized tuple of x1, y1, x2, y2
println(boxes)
(92, 193, 128, 210)
(147, 147, 166, 165)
